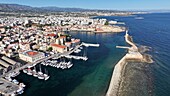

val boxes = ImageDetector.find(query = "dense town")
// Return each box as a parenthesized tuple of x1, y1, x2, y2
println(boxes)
(0, 13, 126, 95)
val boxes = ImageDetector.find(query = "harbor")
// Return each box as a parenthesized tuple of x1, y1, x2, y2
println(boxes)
(0, 41, 99, 96)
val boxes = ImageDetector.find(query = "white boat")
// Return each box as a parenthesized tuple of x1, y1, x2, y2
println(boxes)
(38, 64, 44, 80)
(12, 79, 19, 85)
(23, 69, 28, 73)
(27, 68, 33, 75)
(67, 64, 73, 68)
(17, 87, 24, 95)
(44, 69, 50, 81)
(19, 83, 26, 88)
(79, 46, 83, 49)
(33, 66, 38, 77)
(38, 75, 44, 80)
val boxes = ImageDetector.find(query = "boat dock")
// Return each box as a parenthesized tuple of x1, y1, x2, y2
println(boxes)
(82, 42, 100, 47)
(61, 55, 88, 61)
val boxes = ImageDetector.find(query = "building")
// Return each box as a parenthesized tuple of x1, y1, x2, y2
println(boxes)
(1, 56, 18, 68)
(19, 50, 45, 63)
(0, 59, 12, 72)
(71, 39, 80, 48)
(19, 42, 30, 50)
(50, 44, 67, 53)
(56, 36, 66, 45)
(1, 56, 17, 65)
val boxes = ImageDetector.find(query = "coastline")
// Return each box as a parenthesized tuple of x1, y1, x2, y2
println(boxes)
(106, 31, 153, 96)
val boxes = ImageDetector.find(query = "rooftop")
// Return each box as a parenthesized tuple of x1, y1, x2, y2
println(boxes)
(26, 51, 38, 56)
(51, 44, 66, 49)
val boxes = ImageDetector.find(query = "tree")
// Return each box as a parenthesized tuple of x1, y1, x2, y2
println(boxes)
(105, 21, 109, 25)
(47, 47, 53, 51)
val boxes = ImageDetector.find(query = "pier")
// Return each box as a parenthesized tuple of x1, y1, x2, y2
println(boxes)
(82, 42, 100, 47)
(61, 55, 88, 61)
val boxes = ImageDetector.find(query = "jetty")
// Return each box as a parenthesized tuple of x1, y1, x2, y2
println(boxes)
(106, 30, 152, 96)
(82, 42, 100, 47)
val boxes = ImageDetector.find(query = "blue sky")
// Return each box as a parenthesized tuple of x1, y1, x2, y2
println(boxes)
(0, 0, 170, 10)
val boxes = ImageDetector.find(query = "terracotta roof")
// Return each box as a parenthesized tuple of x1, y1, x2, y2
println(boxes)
(45, 33, 56, 37)
(58, 36, 66, 39)
(27, 51, 38, 56)
(51, 44, 66, 49)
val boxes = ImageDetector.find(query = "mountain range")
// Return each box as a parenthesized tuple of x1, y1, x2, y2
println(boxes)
(0, 3, 119, 13)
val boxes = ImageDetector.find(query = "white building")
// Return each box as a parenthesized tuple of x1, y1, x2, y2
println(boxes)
(19, 50, 45, 63)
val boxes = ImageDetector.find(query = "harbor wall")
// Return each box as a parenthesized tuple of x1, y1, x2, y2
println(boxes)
(106, 55, 127, 96)
(106, 53, 143, 96)
(106, 31, 153, 96)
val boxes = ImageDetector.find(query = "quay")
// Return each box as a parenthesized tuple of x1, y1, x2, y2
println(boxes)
(106, 30, 152, 96)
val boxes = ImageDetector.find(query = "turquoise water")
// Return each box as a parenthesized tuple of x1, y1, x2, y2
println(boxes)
(17, 13, 170, 96)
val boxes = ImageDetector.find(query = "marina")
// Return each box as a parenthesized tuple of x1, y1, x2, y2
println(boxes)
(0, 41, 99, 95)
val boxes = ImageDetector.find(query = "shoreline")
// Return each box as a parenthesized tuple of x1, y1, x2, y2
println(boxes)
(106, 31, 153, 96)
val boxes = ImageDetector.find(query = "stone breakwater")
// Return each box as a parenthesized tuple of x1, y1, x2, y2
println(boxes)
(106, 31, 153, 96)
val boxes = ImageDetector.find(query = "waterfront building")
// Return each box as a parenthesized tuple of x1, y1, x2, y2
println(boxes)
(50, 43, 67, 53)
(1, 56, 17, 65)
(0, 59, 12, 71)
(19, 50, 45, 63)
(56, 36, 66, 45)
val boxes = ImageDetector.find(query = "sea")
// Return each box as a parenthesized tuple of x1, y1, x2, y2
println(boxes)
(16, 13, 170, 96)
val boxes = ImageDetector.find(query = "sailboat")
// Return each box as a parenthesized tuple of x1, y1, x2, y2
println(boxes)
(82, 47, 88, 61)
(67, 60, 73, 69)
(38, 64, 44, 80)
(33, 66, 38, 77)
(44, 69, 50, 80)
